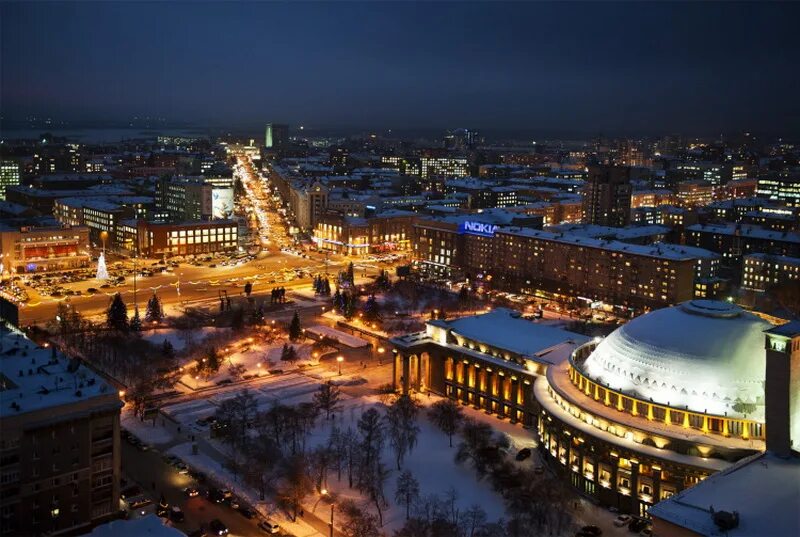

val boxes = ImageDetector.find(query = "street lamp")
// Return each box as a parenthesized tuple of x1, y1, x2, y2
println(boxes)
(336, 355, 343, 375)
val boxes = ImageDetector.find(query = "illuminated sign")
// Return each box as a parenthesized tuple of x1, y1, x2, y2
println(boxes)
(459, 221, 498, 237)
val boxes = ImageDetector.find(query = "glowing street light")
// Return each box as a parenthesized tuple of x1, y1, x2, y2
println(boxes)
(336, 355, 344, 375)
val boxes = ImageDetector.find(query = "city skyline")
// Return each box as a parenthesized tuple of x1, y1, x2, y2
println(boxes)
(2, 1, 799, 136)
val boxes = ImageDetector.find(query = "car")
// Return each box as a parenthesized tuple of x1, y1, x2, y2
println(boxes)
(169, 506, 185, 522)
(156, 500, 170, 517)
(515, 447, 532, 461)
(628, 519, 648, 533)
(258, 520, 280, 534)
(207, 488, 225, 503)
(128, 497, 152, 509)
(228, 497, 241, 510)
(238, 506, 256, 519)
(183, 487, 200, 497)
(639, 529, 653, 537)
(614, 514, 632, 527)
(580, 525, 602, 536)
(209, 519, 229, 535)
(175, 462, 190, 474)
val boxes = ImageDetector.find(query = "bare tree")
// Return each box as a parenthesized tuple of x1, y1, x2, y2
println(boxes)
(277, 453, 314, 522)
(463, 504, 488, 537)
(428, 398, 464, 447)
(338, 499, 382, 537)
(395, 470, 420, 520)
(385, 395, 420, 469)
(314, 381, 343, 419)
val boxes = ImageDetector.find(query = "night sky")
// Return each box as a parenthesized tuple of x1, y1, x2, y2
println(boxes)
(2, 1, 798, 136)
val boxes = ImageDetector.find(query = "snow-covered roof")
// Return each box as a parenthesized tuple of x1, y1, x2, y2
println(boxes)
(545, 223, 670, 241)
(85, 514, 187, 537)
(649, 451, 800, 537)
(581, 300, 774, 419)
(428, 308, 590, 360)
(688, 223, 800, 244)
(0, 325, 121, 419)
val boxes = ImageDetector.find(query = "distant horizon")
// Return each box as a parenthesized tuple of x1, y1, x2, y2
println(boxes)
(2, 2, 799, 138)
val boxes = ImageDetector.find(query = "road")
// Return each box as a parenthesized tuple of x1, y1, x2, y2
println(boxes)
(122, 441, 276, 536)
(16, 253, 391, 325)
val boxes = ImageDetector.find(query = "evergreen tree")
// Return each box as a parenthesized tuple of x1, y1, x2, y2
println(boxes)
(288, 311, 302, 341)
(206, 346, 221, 372)
(346, 262, 354, 285)
(322, 278, 331, 296)
(106, 293, 129, 331)
(281, 343, 299, 363)
(362, 294, 381, 322)
(244, 282, 253, 297)
(332, 288, 343, 312)
(145, 293, 163, 322)
(130, 307, 142, 332)
(161, 339, 175, 360)
(343, 293, 356, 320)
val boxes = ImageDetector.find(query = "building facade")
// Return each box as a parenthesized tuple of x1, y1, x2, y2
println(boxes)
(581, 165, 632, 227)
(0, 226, 90, 275)
(0, 326, 123, 535)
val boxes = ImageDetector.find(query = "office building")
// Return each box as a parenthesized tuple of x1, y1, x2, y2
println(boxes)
(265, 123, 289, 149)
(0, 226, 91, 275)
(0, 325, 123, 535)
(676, 180, 714, 208)
(741, 253, 800, 292)
(0, 161, 21, 201)
(114, 219, 238, 258)
(756, 173, 800, 208)
(581, 165, 632, 227)
(420, 156, 469, 179)
(155, 178, 213, 221)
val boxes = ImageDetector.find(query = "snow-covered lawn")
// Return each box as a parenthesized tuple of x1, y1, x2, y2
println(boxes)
(141, 326, 228, 352)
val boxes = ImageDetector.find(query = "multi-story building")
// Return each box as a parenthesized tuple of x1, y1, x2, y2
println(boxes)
(581, 165, 632, 227)
(630, 189, 676, 209)
(676, 180, 714, 208)
(289, 181, 329, 231)
(0, 161, 21, 201)
(265, 123, 289, 149)
(116, 219, 238, 258)
(686, 223, 800, 264)
(420, 156, 469, 179)
(0, 325, 123, 535)
(155, 178, 213, 221)
(741, 253, 800, 292)
(756, 172, 800, 208)
(5, 186, 134, 214)
(313, 210, 416, 256)
(0, 226, 90, 275)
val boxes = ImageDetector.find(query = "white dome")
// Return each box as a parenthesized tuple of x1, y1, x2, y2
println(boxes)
(581, 300, 773, 418)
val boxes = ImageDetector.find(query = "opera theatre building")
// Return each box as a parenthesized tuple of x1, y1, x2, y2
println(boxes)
(391, 300, 799, 522)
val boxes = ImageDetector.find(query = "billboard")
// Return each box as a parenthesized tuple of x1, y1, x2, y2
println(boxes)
(458, 220, 498, 237)
(212, 187, 234, 219)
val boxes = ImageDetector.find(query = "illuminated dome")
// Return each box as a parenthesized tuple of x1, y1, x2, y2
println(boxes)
(581, 300, 772, 419)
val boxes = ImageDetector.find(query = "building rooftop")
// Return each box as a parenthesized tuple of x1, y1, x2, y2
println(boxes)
(648, 451, 800, 537)
(545, 223, 671, 241)
(0, 325, 120, 419)
(687, 223, 800, 244)
(499, 226, 715, 261)
(427, 308, 590, 360)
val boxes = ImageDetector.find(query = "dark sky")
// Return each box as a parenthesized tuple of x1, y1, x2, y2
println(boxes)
(2, 1, 798, 136)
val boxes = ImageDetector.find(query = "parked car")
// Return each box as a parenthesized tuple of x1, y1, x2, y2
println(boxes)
(207, 488, 225, 503)
(228, 497, 241, 510)
(209, 519, 229, 535)
(258, 520, 280, 534)
(580, 525, 602, 536)
(170, 506, 185, 522)
(515, 447, 532, 461)
(183, 487, 200, 497)
(628, 519, 649, 533)
(238, 506, 256, 519)
(614, 514, 632, 527)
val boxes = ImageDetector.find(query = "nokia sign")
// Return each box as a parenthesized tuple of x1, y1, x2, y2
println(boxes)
(459, 220, 498, 237)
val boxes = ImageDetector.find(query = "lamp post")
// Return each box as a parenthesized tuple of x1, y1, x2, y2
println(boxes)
(336, 355, 343, 376)
(376, 346, 385, 365)
(329, 503, 334, 537)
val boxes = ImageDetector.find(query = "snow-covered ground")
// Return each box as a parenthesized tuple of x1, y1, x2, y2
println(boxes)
(141, 326, 228, 352)
(178, 339, 321, 389)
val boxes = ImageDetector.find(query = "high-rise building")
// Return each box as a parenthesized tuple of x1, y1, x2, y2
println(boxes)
(0, 325, 123, 535)
(264, 123, 289, 149)
(0, 160, 21, 200)
(581, 165, 632, 227)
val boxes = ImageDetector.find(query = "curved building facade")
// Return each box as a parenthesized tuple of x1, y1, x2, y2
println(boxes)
(534, 300, 772, 516)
